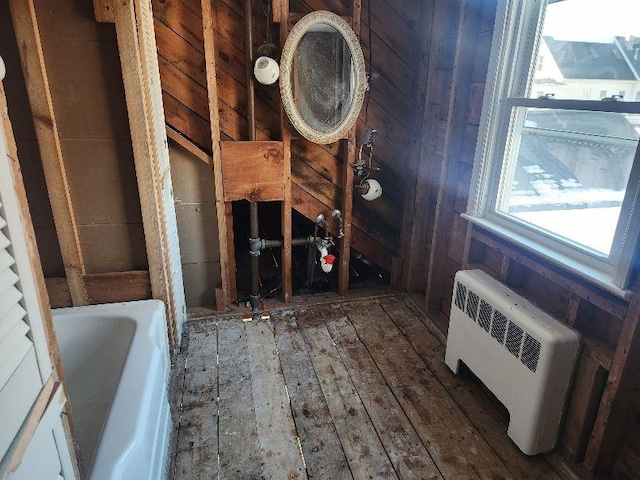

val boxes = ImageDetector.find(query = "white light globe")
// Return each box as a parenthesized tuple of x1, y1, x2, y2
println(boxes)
(361, 178, 382, 201)
(0, 56, 5, 81)
(254, 56, 279, 85)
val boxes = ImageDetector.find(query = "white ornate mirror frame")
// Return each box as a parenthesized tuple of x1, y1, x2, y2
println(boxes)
(280, 10, 367, 145)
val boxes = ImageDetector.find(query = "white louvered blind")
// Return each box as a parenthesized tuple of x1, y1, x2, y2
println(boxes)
(0, 200, 32, 389)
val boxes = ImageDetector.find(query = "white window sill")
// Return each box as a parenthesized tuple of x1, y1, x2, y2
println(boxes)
(461, 213, 633, 301)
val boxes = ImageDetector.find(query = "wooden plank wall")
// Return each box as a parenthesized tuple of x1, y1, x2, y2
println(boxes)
(409, 0, 640, 476)
(152, 0, 427, 277)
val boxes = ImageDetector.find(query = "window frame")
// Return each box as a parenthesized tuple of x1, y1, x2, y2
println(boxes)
(465, 0, 640, 297)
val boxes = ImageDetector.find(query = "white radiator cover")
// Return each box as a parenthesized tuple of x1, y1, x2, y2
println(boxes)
(445, 269, 581, 455)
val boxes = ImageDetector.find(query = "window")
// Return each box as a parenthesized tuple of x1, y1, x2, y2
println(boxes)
(467, 0, 640, 295)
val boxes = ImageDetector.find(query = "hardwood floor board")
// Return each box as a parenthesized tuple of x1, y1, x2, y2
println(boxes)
(380, 296, 562, 480)
(171, 295, 581, 480)
(323, 312, 444, 479)
(341, 301, 493, 479)
(174, 321, 219, 479)
(296, 307, 398, 479)
(273, 314, 353, 480)
(217, 319, 263, 478)
(244, 319, 306, 479)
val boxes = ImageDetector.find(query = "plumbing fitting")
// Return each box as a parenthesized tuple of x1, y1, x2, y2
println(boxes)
(332, 209, 344, 239)
(249, 294, 260, 313)
(249, 237, 264, 257)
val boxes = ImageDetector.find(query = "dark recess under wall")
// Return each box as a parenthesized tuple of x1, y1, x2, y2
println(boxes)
(232, 201, 389, 304)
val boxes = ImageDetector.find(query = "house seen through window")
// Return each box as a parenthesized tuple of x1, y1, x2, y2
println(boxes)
(468, 0, 640, 292)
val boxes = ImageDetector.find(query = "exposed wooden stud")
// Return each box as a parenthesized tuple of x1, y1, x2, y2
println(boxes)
(584, 293, 640, 473)
(561, 353, 608, 462)
(337, 0, 361, 296)
(201, 0, 233, 309)
(93, 0, 115, 23)
(279, 0, 293, 302)
(167, 125, 213, 165)
(425, 0, 479, 313)
(220, 141, 285, 201)
(338, 134, 355, 296)
(224, 202, 237, 303)
(566, 294, 581, 326)
(9, 0, 89, 307)
(113, 0, 186, 347)
(272, 0, 283, 23)
(402, 0, 439, 292)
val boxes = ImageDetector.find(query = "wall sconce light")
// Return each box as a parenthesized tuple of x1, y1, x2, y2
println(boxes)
(353, 129, 382, 201)
(358, 178, 382, 201)
(254, 56, 279, 85)
(254, 3, 279, 86)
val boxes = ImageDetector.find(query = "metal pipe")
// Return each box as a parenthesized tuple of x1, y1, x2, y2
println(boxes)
(244, 0, 256, 139)
(244, 0, 260, 315)
(264, 236, 315, 249)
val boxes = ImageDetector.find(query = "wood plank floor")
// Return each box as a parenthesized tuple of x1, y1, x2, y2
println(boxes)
(170, 295, 581, 479)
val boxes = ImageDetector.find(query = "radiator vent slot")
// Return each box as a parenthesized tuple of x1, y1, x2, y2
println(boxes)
(466, 290, 480, 320)
(478, 300, 492, 332)
(454, 282, 467, 310)
(522, 334, 542, 372)
(491, 311, 508, 343)
(505, 320, 524, 357)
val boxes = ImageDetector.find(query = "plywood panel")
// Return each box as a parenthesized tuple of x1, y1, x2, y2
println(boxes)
(220, 141, 285, 202)
(78, 224, 148, 274)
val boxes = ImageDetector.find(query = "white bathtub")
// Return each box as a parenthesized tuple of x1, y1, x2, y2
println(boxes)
(52, 300, 171, 480)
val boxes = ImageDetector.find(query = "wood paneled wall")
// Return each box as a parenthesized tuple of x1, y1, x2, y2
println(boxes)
(409, 0, 640, 476)
(152, 0, 428, 277)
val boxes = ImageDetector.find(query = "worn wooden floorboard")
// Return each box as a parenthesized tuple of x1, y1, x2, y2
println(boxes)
(171, 295, 578, 480)
(174, 321, 219, 479)
(297, 308, 398, 479)
(324, 309, 444, 480)
(342, 301, 497, 480)
(217, 319, 263, 478)
(382, 296, 562, 480)
(244, 319, 306, 479)
(273, 314, 353, 480)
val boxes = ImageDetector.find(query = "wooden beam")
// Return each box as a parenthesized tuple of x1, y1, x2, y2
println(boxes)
(584, 293, 640, 473)
(113, 0, 186, 348)
(202, 0, 233, 309)
(166, 125, 212, 165)
(93, 0, 115, 23)
(9, 0, 89, 307)
(280, 0, 292, 303)
(338, 135, 355, 295)
(401, 0, 438, 292)
(337, 0, 361, 296)
(425, 0, 479, 313)
(220, 141, 285, 201)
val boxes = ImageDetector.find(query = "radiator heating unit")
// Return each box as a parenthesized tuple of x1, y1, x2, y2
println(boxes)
(445, 269, 581, 455)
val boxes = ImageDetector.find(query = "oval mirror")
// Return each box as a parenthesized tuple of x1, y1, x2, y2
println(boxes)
(280, 11, 367, 144)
